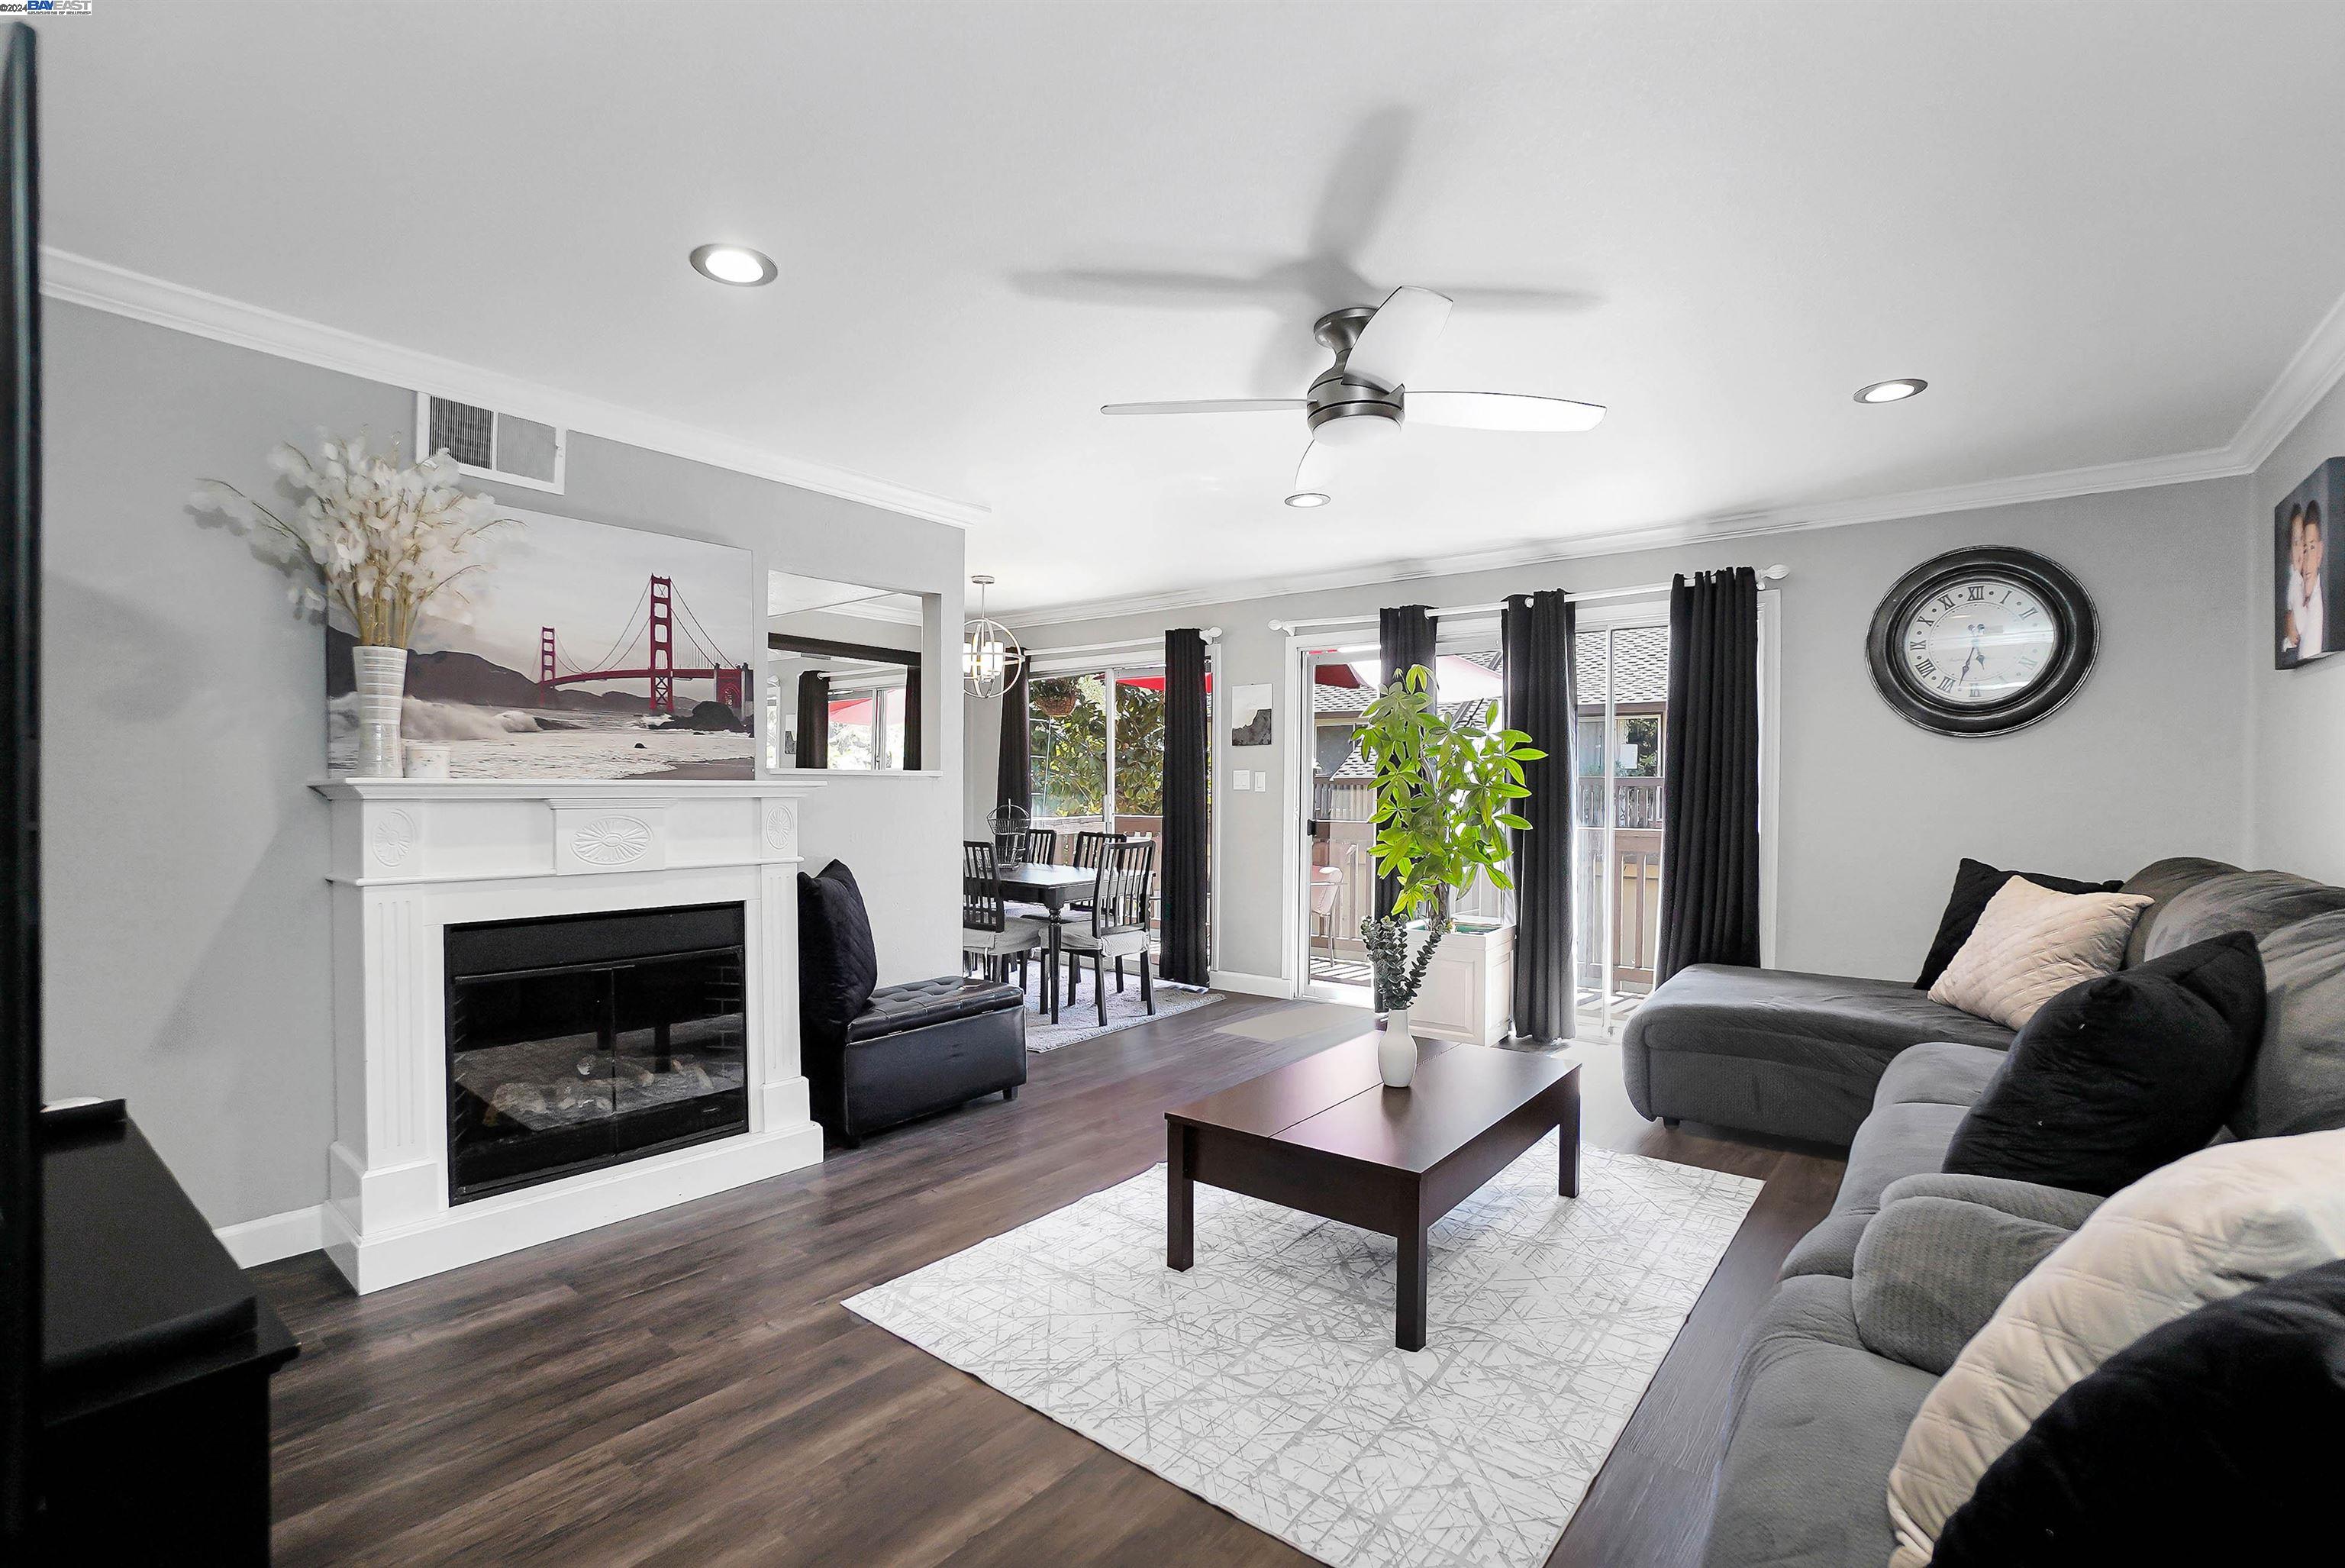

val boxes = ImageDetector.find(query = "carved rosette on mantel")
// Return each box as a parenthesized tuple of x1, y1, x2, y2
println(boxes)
(311, 775, 826, 1294)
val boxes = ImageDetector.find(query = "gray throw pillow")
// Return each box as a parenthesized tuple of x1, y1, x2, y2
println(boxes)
(1850, 1174, 2103, 1375)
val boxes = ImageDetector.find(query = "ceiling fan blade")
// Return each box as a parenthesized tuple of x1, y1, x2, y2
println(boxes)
(1405, 390, 1606, 432)
(1011, 268, 1279, 307)
(1345, 286, 1453, 391)
(1100, 399, 1305, 416)
(1293, 441, 1339, 497)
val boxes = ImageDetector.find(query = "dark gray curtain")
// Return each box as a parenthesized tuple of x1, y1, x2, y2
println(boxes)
(1376, 605, 1437, 921)
(995, 663, 1031, 820)
(902, 662, 921, 771)
(1502, 589, 1576, 1042)
(1160, 630, 1210, 986)
(794, 672, 829, 769)
(1655, 568, 1761, 983)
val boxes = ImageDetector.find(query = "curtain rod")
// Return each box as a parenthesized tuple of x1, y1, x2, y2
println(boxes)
(1268, 565, 1788, 633)
(1023, 628, 1221, 660)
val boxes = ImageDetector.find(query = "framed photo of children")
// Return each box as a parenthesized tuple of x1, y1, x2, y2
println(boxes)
(2276, 458, 2343, 669)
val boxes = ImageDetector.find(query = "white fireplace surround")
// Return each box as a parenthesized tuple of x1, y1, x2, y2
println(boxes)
(313, 776, 827, 1293)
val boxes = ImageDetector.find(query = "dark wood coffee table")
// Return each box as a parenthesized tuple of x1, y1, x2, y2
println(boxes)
(1166, 1034, 1581, 1350)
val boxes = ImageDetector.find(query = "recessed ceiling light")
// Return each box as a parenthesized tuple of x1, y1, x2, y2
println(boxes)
(1856, 378, 1927, 404)
(689, 244, 777, 286)
(1285, 491, 1331, 508)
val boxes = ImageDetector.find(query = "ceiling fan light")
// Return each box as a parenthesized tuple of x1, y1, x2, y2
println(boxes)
(1856, 378, 1927, 404)
(1309, 411, 1398, 447)
(1285, 491, 1331, 508)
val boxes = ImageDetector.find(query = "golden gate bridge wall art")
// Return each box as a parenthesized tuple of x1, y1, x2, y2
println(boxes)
(322, 507, 758, 780)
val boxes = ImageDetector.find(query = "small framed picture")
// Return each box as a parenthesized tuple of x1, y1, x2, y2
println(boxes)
(416, 392, 567, 495)
(2275, 457, 2343, 669)
(1229, 682, 1272, 747)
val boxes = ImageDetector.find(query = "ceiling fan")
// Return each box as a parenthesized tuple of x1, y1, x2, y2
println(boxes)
(1102, 286, 1605, 508)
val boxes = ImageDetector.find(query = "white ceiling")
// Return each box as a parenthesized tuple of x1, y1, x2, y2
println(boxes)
(44, 3, 2345, 619)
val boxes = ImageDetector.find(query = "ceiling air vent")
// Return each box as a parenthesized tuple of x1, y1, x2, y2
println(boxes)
(414, 392, 567, 494)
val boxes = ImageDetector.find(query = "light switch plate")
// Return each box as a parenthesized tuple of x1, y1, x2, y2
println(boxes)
(1253, 771, 1268, 792)
(1231, 769, 1250, 791)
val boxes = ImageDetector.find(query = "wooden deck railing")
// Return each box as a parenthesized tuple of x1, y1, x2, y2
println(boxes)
(1576, 775, 1665, 831)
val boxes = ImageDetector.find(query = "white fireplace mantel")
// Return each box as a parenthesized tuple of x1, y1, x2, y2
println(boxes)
(311, 776, 827, 1293)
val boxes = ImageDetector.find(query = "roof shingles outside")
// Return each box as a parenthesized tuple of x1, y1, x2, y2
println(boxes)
(1313, 638, 1668, 781)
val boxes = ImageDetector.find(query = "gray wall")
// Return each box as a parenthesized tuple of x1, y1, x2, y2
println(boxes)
(966, 689, 1002, 836)
(996, 477, 2256, 987)
(2250, 375, 2345, 883)
(43, 302, 966, 1229)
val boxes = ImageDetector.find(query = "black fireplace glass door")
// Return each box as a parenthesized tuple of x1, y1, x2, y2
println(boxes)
(447, 965, 618, 1200)
(446, 940, 749, 1204)
(610, 950, 747, 1160)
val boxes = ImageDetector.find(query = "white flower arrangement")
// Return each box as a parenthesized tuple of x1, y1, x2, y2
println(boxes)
(191, 433, 518, 647)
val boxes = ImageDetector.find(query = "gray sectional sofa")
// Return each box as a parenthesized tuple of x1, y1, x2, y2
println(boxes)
(1668, 859, 2345, 1568)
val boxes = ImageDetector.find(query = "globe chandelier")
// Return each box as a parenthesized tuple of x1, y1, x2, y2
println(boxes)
(961, 573, 1024, 699)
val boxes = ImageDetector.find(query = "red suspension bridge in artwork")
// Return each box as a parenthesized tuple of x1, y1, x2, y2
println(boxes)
(536, 574, 750, 713)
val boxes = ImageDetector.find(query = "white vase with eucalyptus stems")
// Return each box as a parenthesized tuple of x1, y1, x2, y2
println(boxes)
(349, 644, 409, 779)
(192, 434, 516, 778)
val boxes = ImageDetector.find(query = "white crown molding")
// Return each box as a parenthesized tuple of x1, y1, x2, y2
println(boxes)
(1004, 444, 2257, 629)
(2229, 281, 2345, 470)
(40, 247, 990, 531)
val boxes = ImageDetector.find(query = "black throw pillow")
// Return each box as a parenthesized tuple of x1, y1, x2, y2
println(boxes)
(1942, 931, 2265, 1195)
(1916, 858, 2124, 989)
(797, 858, 878, 1034)
(1934, 1259, 2345, 1567)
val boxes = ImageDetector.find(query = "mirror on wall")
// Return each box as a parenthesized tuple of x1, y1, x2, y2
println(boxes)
(766, 572, 928, 772)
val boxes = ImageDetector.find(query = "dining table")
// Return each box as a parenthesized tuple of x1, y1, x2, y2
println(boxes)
(993, 860, 1099, 1023)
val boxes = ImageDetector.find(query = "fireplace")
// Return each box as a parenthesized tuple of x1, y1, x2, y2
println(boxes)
(318, 776, 821, 1294)
(445, 902, 749, 1203)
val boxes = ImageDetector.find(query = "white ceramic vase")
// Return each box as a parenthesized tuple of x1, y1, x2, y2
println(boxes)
(351, 644, 409, 779)
(1378, 1006, 1418, 1089)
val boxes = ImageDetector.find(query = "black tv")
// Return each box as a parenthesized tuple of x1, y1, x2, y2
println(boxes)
(0, 18, 39, 1552)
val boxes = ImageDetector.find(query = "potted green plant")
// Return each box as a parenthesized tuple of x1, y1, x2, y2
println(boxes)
(1357, 666, 1543, 1086)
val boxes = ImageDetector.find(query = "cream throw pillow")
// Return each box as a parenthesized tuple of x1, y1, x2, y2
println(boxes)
(1927, 876, 2151, 1029)
(1884, 1128, 2345, 1567)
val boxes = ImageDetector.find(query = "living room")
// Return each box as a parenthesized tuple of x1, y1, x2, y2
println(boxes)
(5, 5, 2343, 1566)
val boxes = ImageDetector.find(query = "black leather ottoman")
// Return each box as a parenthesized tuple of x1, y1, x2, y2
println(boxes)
(805, 974, 1027, 1146)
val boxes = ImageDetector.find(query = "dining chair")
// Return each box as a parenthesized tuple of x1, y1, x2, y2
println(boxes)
(998, 826, 1062, 918)
(1070, 828, 1118, 871)
(1056, 837, 1156, 1025)
(1310, 862, 1347, 966)
(1053, 828, 1124, 918)
(961, 840, 1041, 989)
(995, 828, 1056, 867)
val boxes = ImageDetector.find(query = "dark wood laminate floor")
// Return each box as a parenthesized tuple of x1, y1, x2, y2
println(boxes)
(250, 996, 1844, 1568)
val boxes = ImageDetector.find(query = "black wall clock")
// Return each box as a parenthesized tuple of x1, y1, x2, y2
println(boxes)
(1866, 547, 2097, 736)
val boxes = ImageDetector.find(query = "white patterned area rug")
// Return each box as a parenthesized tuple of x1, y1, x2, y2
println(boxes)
(1023, 982, 1221, 1053)
(843, 1137, 1762, 1568)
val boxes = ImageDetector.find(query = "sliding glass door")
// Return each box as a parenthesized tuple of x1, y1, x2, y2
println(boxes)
(1573, 618, 1669, 1036)
(1296, 634, 1506, 1001)
(1027, 666, 1167, 839)
(1024, 660, 1185, 954)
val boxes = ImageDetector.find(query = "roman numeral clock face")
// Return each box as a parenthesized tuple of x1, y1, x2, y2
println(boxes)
(1866, 548, 2098, 735)
(1902, 579, 2055, 706)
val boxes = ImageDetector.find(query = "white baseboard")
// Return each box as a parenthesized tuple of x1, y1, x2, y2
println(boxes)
(322, 1119, 824, 1295)
(215, 1205, 327, 1268)
(1210, 968, 1293, 999)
